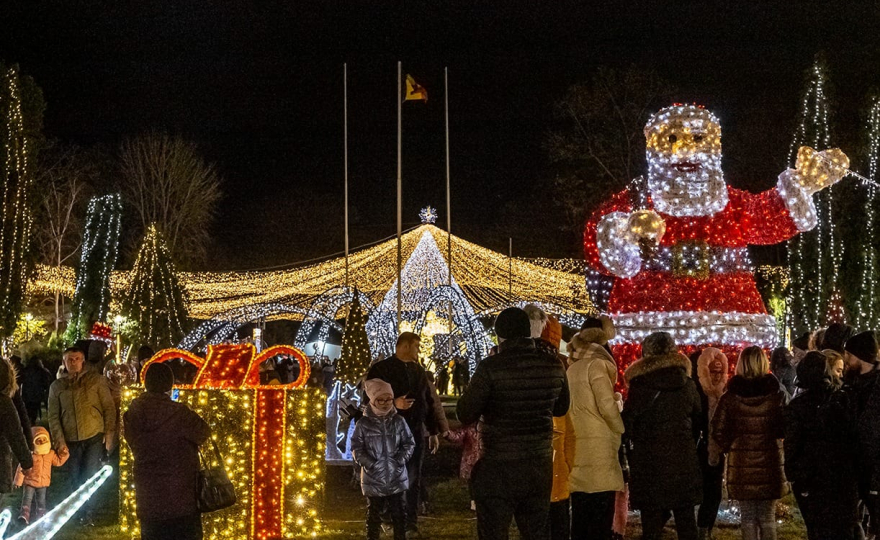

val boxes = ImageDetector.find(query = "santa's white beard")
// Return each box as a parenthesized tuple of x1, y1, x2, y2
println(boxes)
(646, 152, 728, 217)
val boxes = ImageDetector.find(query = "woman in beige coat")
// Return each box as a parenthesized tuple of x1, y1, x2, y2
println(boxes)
(567, 327, 625, 540)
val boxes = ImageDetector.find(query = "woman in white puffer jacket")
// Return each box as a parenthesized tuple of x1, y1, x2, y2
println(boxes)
(567, 325, 625, 540)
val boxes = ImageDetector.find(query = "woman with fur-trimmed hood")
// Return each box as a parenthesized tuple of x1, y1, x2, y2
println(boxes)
(622, 332, 702, 539)
(693, 348, 729, 540)
(567, 324, 625, 539)
(0, 358, 33, 503)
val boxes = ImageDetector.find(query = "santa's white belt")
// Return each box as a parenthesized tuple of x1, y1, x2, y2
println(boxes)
(611, 311, 779, 348)
(643, 244, 753, 277)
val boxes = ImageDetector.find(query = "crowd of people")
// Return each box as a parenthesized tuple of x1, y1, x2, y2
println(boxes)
(2, 310, 880, 540)
(352, 309, 880, 540)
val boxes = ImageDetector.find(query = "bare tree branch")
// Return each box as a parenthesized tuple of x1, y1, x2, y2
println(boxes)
(119, 133, 222, 267)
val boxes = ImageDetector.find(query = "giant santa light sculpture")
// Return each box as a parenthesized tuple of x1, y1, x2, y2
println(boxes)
(584, 104, 849, 372)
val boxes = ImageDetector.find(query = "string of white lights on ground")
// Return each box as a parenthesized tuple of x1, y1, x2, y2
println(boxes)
(1, 465, 113, 540)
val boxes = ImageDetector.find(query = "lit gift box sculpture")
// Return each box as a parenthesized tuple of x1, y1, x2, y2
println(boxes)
(119, 344, 324, 540)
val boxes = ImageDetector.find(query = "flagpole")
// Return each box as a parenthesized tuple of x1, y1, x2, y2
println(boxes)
(445, 67, 453, 352)
(344, 63, 350, 289)
(509, 237, 513, 300)
(445, 67, 451, 286)
(397, 61, 403, 334)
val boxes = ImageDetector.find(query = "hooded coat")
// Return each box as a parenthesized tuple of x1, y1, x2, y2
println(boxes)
(351, 404, 415, 497)
(711, 374, 788, 501)
(0, 360, 33, 493)
(123, 391, 211, 521)
(48, 369, 116, 446)
(784, 380, 859, 529)
(694, 348, 728, 465)
(622, 352, 702, 510)
(567, 328, 625, 494)
(14, 427, 68, 488)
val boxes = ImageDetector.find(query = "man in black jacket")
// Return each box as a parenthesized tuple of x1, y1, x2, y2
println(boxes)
(845, 331, 880, 538)
(457, 307, 571, 540)
(366, 332, 443, 537)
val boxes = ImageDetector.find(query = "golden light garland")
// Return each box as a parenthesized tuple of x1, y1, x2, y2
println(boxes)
(29, 225, 594, 322)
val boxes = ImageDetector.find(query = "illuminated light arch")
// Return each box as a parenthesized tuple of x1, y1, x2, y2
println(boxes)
(293, 286, 374, 356)
(178, 303, 322, 352)
(412, 285, 492, 368)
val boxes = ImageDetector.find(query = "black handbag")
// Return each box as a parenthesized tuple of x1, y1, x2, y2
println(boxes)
(197, 439, 237, 513)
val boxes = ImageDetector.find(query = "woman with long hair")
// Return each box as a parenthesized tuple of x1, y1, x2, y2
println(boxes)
(711, 347, 787, 540)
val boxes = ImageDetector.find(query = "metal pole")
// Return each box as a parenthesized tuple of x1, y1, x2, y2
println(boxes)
(445, 67, 453, 351)
(509, 238, 513, 300)
(445, 67, 452, 287)
(344, 63, 350, 289)
(397, 61, 403, 334)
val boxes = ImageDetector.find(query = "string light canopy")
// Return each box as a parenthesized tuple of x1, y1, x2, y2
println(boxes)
(30, 224, 595, 327)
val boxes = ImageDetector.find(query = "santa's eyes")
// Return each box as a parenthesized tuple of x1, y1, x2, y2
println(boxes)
(668, 135, 678, 144)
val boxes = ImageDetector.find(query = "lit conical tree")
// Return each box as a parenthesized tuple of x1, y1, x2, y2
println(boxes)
(336, 292, 371, 385)
(122, 225, 188, 348)
(787, 54, 837, 333)
(0, 65, 40, 338)
(854, 97, 880, 329)
(66, 194, 122, 342)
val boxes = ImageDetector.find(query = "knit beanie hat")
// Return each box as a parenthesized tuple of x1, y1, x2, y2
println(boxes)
(495, 307, 531, 340)
(822, 323, 856, 353)
(523, 304, 548, 339)
(845, 331, 879, 365)
(144, 362, 174, 394)
(541, 316, 562, 349)
(364, 378, 394, 401)
(642, 332, 676, 357)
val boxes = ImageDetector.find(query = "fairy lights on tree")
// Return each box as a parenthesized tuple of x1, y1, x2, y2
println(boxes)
(0, 65, 38, 338)
(121, 225, 188, 348)
(336, 291, 371, 384)
(66, 194, 122, 342)
(787, 55, 835, 334)
(854, 97, 880, 329)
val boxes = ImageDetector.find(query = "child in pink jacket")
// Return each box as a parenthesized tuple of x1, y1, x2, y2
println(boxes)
(444, 420, 483, 510)
(14, 426, 69, 525)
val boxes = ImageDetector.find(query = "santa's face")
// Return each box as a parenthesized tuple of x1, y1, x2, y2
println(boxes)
(645, 105, 727, 217)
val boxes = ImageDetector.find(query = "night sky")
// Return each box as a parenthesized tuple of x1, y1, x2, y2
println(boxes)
(4, 2, 880, 269)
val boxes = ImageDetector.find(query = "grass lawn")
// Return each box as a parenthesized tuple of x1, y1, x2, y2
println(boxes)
(13, 457, 805, 540)
(10, 399, 806, 539)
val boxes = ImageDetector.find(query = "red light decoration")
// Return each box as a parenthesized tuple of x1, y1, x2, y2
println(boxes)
(585, 186, 802, 379)
(132, 344, 315, 540)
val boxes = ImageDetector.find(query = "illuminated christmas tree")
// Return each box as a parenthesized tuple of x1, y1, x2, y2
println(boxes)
(336, 292, 371, 385)
(66, 194, 122, 342)
(122, 225, 188, 348)
(0, 65, 41, 338)
(854, 97, 880, 329)
(787, 55, 837, 333)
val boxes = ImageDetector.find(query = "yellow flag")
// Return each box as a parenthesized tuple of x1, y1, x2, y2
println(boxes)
(405, 75, 428, 102)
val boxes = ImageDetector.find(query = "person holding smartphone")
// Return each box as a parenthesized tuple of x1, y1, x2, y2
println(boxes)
(366, 332, 446, 537)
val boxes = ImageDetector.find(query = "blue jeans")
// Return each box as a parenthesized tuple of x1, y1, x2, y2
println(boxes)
(21, 486, 47, 513)
(67, 433, 104, 487)
(66, 433, 105, 514)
